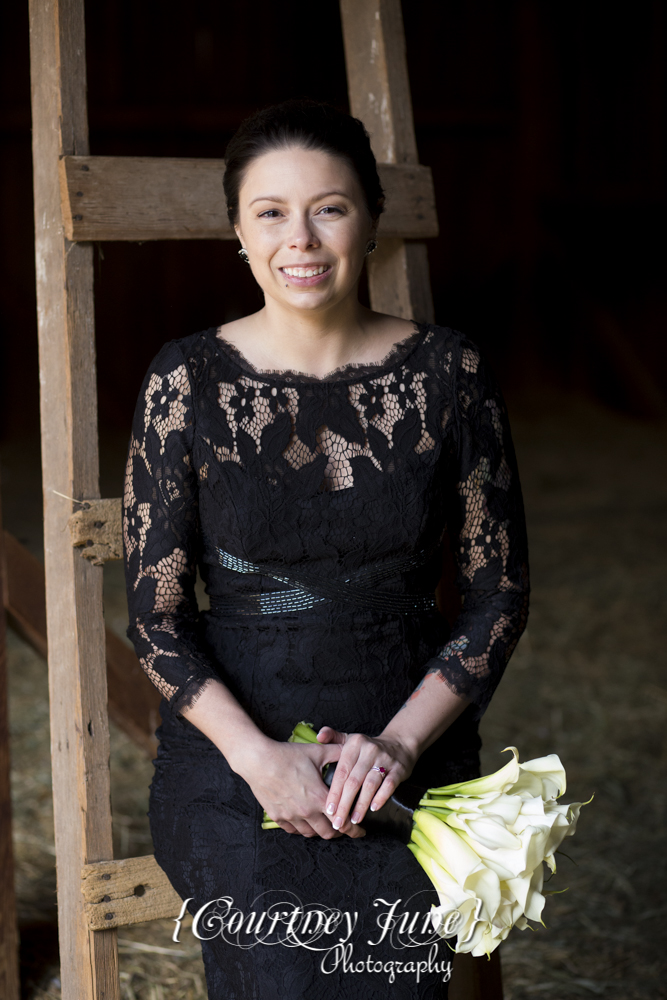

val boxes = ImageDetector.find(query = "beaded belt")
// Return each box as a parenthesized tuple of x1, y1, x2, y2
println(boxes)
(210, 547, 438, 616)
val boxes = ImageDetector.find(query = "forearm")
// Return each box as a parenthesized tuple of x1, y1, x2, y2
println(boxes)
(379, 670, 471, 762)
(180, 678, 271, 776)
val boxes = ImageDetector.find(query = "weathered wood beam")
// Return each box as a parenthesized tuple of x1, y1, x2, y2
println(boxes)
(29, 0, 119, 995)
(81, 856, 182, 931)
(3, 532, 47, 660)
(3, 530, 160, 758)
(59, 155, 437, 242)
(340, 0, 435, 324)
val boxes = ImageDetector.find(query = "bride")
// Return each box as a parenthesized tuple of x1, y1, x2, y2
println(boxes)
(123, 98, 529, 998)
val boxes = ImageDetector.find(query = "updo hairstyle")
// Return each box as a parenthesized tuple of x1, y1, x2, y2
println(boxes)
(223, 99, 385, 229)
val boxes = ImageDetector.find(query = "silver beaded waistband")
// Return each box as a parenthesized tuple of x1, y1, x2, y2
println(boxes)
(211, 548, 438, 616)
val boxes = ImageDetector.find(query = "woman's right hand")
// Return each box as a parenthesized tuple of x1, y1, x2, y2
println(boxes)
(233, 737, 366, 840)
(180, 680, 363, 839)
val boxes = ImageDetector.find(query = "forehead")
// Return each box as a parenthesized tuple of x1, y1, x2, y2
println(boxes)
(239, 145, 361, 199)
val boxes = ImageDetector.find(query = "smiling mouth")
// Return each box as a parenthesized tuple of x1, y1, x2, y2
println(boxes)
(280, 265, 331, 279)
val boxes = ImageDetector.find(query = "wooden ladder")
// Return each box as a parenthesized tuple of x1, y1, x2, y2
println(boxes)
(26, 0, 502, 996)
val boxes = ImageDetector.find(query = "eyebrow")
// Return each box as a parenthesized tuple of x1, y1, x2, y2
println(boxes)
(248, 191, 351, 207)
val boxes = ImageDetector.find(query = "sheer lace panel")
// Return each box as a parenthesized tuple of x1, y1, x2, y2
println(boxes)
(421, 337, 530, 716)
(207, 369, 437, 492)
(123, 343, 223, 716)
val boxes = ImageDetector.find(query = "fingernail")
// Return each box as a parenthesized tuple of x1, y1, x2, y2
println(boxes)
(332, 817, 342, 830)
(370, 804, 377, 812)
(326, 803, 335, 816)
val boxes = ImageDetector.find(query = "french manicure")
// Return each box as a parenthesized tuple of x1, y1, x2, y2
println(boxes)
(332, 817, 342, 830)
(326, 803, 335, 816)
(351, 812, 360, 825)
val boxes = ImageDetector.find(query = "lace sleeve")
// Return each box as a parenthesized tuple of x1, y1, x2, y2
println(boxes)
(425, 338, 530, 720)
(123, 340, 219, 718)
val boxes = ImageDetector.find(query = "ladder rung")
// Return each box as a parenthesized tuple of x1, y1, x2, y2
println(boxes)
(69, 498, 122, 565)
(81, 855, 183, 930)
(59, 156, 438, 243)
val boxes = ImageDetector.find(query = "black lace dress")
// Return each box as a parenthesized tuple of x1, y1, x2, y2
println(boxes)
(123, 322, 529, 999)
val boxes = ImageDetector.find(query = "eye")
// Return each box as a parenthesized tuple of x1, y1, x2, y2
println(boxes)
(258, 209, 282, 218)
(317, 205, 343, 215)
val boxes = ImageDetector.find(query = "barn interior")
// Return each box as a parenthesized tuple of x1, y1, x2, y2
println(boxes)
(1, 2, 665, 998)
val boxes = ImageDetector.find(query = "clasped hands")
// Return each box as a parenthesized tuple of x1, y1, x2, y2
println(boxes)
(247, 726, 418, 840)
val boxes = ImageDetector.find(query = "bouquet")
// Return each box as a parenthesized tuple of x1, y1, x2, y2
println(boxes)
(261, 722, 591, 957)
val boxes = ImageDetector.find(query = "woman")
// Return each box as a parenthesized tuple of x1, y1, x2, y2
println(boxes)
(123, 99, 529, 998)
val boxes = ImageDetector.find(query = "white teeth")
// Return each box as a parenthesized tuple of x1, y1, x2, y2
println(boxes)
(283, 266, 328, 277)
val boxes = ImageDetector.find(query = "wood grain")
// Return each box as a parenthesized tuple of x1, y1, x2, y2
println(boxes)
(3, 531, 48, 658)
(82, 856, 183, 930)
(29, 0, 119, 995)
(3, 530, 160, 758)
(340, 0, 436, 324)
(69, 498, 123, 565)
(367, 238, 434, 323)
(340, 0, 418, 165)
(59, 155, 437, 242)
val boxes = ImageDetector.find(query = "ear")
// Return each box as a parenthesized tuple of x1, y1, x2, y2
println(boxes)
(371, 196, 385, 236)
(234, 224, 245, 248)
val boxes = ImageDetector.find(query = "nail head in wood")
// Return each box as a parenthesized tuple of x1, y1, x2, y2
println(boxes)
(82, 855, 183, 930)
(68, 498, 122, 565)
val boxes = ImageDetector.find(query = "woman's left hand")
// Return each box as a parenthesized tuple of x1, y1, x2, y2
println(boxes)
(316, 727, 419, 832)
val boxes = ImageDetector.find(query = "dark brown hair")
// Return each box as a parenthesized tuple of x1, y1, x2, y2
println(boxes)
(223, 99, 385, 228)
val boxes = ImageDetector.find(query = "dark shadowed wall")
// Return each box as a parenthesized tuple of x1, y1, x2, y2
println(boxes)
(1, 1, 665, 446)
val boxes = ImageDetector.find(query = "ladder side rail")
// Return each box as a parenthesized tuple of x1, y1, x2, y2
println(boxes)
(28, 0, 119, 997)
(339, 0, 435, 323)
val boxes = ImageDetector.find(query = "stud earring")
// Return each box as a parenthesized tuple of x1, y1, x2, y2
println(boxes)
(365, 240, 378, 255)
(238, 248, 250, 263)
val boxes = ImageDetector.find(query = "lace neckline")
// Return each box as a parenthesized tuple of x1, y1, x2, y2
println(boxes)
(210, 321, 429, 384)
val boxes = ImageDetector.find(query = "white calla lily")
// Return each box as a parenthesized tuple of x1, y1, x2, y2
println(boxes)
(423, 789, 524, 826)
(515, 753, 567, 800)
(427, 747, 521, 797)
(444, 811, 523, 851)
(413, 810, 485, 885)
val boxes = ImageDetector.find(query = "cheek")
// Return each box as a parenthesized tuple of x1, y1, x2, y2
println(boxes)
(325, 227, 365, 266)
(246, 234, 282, 275)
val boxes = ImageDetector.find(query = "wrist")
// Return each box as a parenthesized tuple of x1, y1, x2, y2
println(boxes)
(224, 729, 274, 779)
(378, 725, 423, 766)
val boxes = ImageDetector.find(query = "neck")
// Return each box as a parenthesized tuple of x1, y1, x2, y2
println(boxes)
(245, 292, 374, 377)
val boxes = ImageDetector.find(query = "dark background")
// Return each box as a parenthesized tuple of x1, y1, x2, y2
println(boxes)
(1, 4, 666, 997)
(1, 0, 665, 459)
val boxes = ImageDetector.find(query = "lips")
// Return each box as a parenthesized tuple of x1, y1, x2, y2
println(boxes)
(279, 264, 332, 286)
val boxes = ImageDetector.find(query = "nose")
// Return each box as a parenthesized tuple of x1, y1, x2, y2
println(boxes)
(287, 211, 320, 253)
